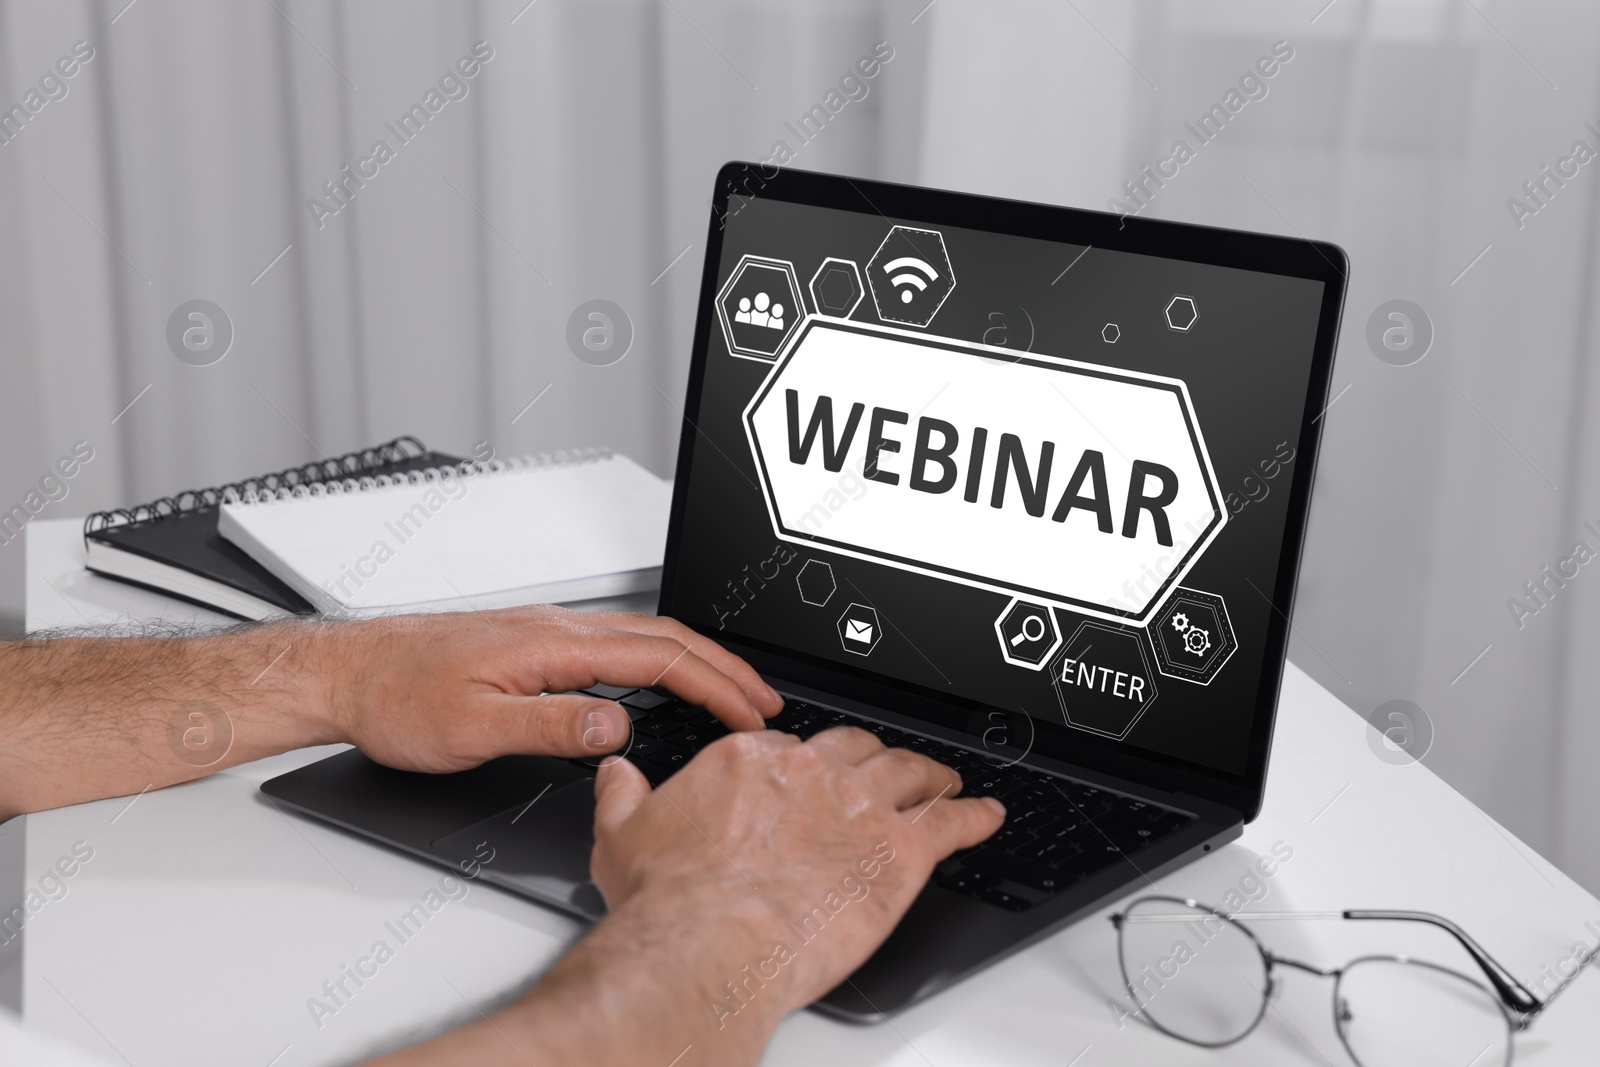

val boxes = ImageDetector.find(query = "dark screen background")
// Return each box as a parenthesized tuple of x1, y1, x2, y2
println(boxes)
(667, 196, 1325, 776)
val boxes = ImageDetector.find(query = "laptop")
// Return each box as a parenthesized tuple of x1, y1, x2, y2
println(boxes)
(262, 163, 1346, 1020)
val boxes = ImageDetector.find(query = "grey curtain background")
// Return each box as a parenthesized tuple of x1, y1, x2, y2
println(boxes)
(3, 0, 1599, 893)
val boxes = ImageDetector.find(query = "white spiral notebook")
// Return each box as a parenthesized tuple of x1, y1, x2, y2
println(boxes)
(217, 449, 671, 617)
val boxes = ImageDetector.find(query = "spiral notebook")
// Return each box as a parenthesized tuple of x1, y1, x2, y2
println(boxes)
(84, 437, 458, 620)
(216, 449, 671, 617)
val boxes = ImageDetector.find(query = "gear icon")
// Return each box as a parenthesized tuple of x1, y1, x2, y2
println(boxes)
(1149, 588, 1236, 685)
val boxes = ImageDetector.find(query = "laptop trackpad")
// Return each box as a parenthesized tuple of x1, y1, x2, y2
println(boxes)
(433, 779, 607, 921)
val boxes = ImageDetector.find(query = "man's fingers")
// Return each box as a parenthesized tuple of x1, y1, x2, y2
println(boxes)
(908, 794, 1006, 855)
(592, 756, 651, 839)
(488, 693, 631, 759)
(860, 748, 961, 811)
(591, 613, 785, 717)
(541, 630, 765, 731)
(804, 725, 883, 765)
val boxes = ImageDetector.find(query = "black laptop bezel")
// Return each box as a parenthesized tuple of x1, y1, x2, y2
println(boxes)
(658, 162, 1346, 823)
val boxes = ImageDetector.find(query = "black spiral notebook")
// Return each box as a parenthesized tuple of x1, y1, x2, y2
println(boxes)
(82, 437, 459, 620)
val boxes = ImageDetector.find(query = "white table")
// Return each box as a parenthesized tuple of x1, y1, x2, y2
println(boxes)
(13, 517, 1600, 1066)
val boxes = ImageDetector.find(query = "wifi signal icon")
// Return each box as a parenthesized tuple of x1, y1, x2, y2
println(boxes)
(883, 257, 939, 304)
(866, 225, 955, 329)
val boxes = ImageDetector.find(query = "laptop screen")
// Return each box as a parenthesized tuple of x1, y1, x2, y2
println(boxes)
(662, 169, 1337, 787)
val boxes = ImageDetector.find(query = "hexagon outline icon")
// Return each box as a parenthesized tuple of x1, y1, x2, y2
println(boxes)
(1051, 619, 1160, 740)
(796, 559, 837, 607)
(865, 225, 956, 329)
(1147, 586, 1238, 685)
(993, 598, 1063, 671)
(808, 257, 865, 320)
(715, 254, 807, 362)
(836, 602, 882, 656)
(1164, 294, 1199, 332)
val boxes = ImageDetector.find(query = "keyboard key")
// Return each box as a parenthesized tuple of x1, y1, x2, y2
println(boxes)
(619, 689, 673, 711)
(648, 748, 693, 771)
(1035, 819, 1093, 846)
(583, 684, 639, 700)
(937, 868, 998, 895)
(990, 826, 1035, 852)
(625, 736, 669, 762)
(962, 848, 1072, 893)
(980, 888, 1034, 912)
(1046, 850, 1111, 884)
(1086, 842, 1136, 865)
(1008, 787, 1059, 810)
(631, 717, 679, 738)
(1098, 809, 1158, 838)
(668, 728, 714, 750)
(862, 722, 911, 746)
(967, 775, 1015, 797)
(1007, 806, 1057, 830)
(1016, 838, 1071, 864)
(1098, 821, 1161, 850)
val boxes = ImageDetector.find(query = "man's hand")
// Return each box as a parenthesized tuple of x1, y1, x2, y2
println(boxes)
(326, 606, 783, 772)
(591, 728, 1005, 1024)
(0, 606, 781, 818)
(378, 728, 1004, 1066)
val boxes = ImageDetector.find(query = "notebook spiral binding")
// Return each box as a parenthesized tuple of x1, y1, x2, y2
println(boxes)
(225, 446, 613, 505)
(84, 436, 432, 536)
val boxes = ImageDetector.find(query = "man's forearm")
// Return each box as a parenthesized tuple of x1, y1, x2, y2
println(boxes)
(0, 622, 340, 818)
(371, 888, 787, 1067)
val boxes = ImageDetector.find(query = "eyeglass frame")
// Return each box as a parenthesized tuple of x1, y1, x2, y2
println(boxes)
(1108, 895, 1598, 1064)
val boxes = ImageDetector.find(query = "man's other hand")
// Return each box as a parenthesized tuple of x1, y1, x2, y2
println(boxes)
(589, 726, 1006, 1035)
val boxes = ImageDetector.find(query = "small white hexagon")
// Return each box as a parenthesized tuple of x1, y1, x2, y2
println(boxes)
(837, 602, 882, 656)
(1164, 294, 1199, 332)
(992, 598, 1062, 671)
(796, 559, 837, 607)
(807, 258, 865, 319)
(1102, 322, 1121, 344)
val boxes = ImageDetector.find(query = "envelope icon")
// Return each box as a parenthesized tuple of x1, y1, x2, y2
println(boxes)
(845, 619, 875, 643)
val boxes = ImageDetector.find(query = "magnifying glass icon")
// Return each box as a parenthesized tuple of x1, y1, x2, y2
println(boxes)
(1009, 614, 1046, 646)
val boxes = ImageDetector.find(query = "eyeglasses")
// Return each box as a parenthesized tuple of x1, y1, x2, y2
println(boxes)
(1110, 896, 1597, 1067)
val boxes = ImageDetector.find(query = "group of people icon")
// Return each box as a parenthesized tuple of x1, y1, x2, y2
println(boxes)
(735, 291, 785, 330)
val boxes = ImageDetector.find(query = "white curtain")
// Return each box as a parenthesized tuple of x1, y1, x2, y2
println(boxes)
(4, 0, 1600, 894)
(0, 0, 920, 595)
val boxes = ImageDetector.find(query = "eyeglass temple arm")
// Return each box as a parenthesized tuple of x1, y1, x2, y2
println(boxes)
(1344, 910, 1542, 1015)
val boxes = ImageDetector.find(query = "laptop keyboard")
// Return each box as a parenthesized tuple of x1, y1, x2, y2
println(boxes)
(575, 687, 1196, 913)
